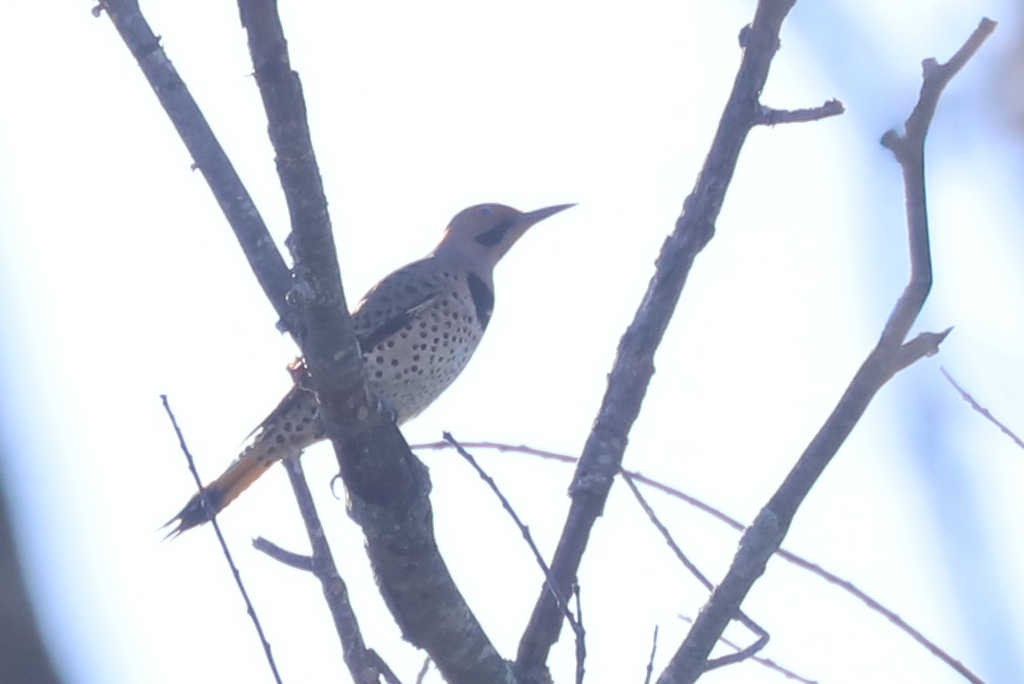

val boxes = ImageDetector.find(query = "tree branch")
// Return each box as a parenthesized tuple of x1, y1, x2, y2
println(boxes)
(96, 0, 296, 332)
(445, 433, 586, 684)
(757, 99, 845, 126)
(879, 18, 997, 346)
(676, 616, 815, 684)
(658, 18, 994, 684)
(621, 473, 770, 671)
(514, 1, 831, 678)
(253, 536, 313, 571)
(99, 0, 507, 678)
(283, 457, 384, 684)
(236, 2, 510, 682)
(414, 438, 983, 683)
(644, 627, 659, 684)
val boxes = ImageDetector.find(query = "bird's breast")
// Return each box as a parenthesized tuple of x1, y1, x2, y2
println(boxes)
(362, 275, 487, 424)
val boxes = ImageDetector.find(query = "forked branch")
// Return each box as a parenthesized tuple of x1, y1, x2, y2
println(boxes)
(99, 0, 511, 680)
(658, 18, 994, 684)
(515, 1, 843, 679)
(238, 1, 510, 682)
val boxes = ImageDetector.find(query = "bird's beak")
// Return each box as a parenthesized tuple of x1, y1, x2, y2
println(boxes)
(521, 203, 576, 228)
(485, 203, 574, 263)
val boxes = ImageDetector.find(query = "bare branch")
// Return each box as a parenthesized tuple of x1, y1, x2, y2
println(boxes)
(702, 635, 768, 673)
(644, 627, 659, 684)
(757, 99, 845, 126)
(280, 457, 385, 684)
(941, 367, 1024, 450)
(879, 17, 997, 346)
(621, 473, 769, 668)
(514, 2, 814, 676)
(783, 555, 983, 684)
(413, 439, 986, 682)
(620, 473, 713, 591)
(415, 658, 431, 684)
(244, 413, 400, 684)
(412, 441, 755, 532)
(235, 0, 363, 404)
(572, 585, 586, 684)
(253, 537, 314, 572)
(677, 616, 816, 684)
(95, 0, 296, 332)
(99, 1, 401, 679)
(443, 433, 586, 684)
(881, 18, 998, 164)
(100, 0, 506, 677)
(659, 18, 993, 684)
(159, 395, 283, 684)
(234, 1, 509, 680)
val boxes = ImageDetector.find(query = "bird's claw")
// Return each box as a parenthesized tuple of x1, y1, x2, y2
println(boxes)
(376, 396, 399, 424)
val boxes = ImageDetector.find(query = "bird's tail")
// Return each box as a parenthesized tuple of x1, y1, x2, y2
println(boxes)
(163, 454, 270, 538)
(164, 385, 323, 538)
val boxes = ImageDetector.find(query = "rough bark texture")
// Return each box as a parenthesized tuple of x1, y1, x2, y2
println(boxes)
(516, 1, 802, 678)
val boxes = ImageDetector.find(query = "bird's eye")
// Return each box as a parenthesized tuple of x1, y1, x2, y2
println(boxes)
(475, 221, 513, 247)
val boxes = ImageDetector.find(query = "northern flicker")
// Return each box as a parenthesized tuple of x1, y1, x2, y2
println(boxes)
(166, 202, 573, 536)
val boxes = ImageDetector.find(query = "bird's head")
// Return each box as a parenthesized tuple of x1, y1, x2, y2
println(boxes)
(434, 202, 574, 272)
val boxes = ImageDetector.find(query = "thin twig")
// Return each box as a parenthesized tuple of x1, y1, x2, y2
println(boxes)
(621, 472, 770, 668)
(644, 626, 659, 684)
(443, 433, 578, 625)
(412, 440, 748, 531)
(443, 432, 586, 683)
(280, 457, 385, 684)
(415, 657, 431, 684)
(253, 457, 394, 684)
(573, 584, 586, 684)
(253, 537, 314, 572)
(620, 472, 713, 591)
(677, 616, 817, 684)
(703, 630, 769, 672)
(757, 99, 845, 125)
(160, 395, 283, 684)
(941, 367, 1024, 449)
(412, 439, 983, 681)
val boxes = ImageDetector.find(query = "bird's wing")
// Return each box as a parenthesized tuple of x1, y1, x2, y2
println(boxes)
(351, 258, 444, 353)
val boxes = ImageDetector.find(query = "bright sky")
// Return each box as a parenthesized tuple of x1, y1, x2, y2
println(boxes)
(1, 1, 1021, 683)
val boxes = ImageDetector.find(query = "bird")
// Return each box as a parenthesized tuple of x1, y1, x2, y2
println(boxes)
(165, 202, 573, 536)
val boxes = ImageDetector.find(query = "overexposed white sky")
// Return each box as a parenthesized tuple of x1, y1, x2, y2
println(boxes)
(1, 2, 1021, 683)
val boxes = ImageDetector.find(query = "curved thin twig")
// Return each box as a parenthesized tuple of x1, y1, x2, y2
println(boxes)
(443, 433, 586, 684)
(411, 440, 984, 682)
